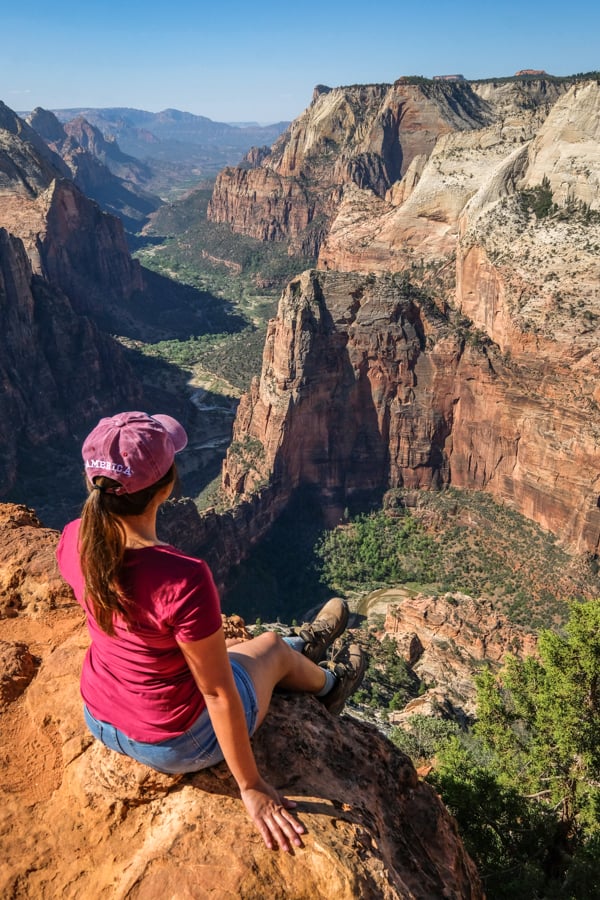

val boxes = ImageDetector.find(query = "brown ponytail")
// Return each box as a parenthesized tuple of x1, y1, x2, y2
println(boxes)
(79, 465, 176, 635)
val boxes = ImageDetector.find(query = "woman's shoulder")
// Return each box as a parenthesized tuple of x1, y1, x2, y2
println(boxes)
(56, 518, 82, 555)
(55, 518, 83, 589)
(128, 544, 213, 583)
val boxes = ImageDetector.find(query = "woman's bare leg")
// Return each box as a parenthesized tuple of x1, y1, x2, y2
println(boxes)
(228, 632, 326, 727)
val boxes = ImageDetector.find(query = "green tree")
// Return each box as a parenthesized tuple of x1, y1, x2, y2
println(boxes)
(316, 510, 435, 590)
(389, 714, 460, 761)
(430, 600, 600, 898)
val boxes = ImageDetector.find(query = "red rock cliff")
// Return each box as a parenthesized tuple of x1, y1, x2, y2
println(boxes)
(208, 80, 496, 255)
(222, 269, 600, 555)
(0, 228, 142, 494)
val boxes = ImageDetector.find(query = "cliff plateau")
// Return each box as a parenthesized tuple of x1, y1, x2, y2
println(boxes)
(0, 503, 482, 898)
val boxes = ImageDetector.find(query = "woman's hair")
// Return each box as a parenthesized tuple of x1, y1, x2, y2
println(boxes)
(79, 464, 177, 635)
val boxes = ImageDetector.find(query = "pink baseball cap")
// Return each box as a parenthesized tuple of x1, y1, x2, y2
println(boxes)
(82, 411, 188, 494)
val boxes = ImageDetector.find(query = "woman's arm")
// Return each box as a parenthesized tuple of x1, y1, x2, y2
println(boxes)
(177, 628, 305, 852)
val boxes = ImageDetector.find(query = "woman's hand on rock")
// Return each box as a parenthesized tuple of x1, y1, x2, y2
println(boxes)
(240, 777, 305, 852)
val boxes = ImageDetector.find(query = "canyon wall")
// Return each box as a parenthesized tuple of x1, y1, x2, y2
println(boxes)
(221, 268, 600, 556)
(27, 107, 160, 231)
(0, 228, 142, 494)
(217, 79, 600, 556)
(0, 102, 146, 497)
(208, 77, 569, 258)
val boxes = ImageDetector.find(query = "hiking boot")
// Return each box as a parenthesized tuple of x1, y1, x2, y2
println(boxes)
(296, 598, 350, 663)
(318, 643, 367, 715)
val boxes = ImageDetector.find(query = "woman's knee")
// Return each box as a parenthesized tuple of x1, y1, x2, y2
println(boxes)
(247, 630, 287, 658)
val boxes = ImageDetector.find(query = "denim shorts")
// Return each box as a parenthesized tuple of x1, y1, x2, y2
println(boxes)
(83, 659, 258, 775)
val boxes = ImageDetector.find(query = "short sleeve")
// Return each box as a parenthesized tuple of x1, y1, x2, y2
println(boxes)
(170, 560, 222, 643)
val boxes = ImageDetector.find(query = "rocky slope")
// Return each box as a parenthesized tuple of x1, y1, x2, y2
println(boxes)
(0, 101, 148, 498)
(0, 503, 482, 898)
(381, 591, 537, 721)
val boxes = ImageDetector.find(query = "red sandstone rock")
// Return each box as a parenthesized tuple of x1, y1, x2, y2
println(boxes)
(221, 269, 600, 556)
(0, 640, 36, 709)
(382, 592, 537, 719)
(0, 504, 482, 899)
(0, 504, 75, 618)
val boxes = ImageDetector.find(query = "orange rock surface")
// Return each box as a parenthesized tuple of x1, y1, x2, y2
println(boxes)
(0, 504, 482, 898)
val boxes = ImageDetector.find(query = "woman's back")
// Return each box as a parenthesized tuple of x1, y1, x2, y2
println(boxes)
(57, 519, 222, 741)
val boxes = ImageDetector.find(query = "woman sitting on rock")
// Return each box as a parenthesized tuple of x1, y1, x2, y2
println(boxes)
(56, 411, 366, 852)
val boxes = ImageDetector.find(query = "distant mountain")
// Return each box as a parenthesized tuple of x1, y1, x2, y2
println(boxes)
(42, 108, 290, 197)
(27, 107, 160, 231)
(50, 107, 289, 147)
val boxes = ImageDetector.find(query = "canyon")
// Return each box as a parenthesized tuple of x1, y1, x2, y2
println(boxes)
(0, 100, 240, 513)
(27, 107, 160, 232)
(2, 72, 600, 895)
(218, 77, 600, 558)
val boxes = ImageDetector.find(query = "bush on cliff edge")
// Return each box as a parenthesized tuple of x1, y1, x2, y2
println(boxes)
(430, 599, 600, 899)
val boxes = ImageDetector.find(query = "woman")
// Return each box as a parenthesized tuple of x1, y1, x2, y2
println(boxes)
(56, 411, 366, 852)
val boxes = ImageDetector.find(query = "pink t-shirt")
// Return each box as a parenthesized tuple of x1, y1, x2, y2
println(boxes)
(56, 519, 222, 742)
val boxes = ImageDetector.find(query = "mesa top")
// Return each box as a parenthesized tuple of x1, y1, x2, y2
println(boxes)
(56, 519, 222, 742)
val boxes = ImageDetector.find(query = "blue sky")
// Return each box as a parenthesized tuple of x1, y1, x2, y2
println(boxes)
(2, 0, 598, 123)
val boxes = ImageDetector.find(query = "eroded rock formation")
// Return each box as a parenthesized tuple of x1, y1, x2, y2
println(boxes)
(0, 503, 482, 898)
(208, 77, 570, 258)
(382, 591, 537, 720)
(221, 268, 600, 555)
(218, 78, 600, 557)
(27, 107, 159, 230)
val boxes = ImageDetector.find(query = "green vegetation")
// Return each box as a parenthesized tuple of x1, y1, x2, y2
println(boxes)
(316, 512, 435, 588)
(352, 634, 419, 713)
(519, 176, 554, 219)
(472, 71, 600, 85)
(133, 333, 232, 370)
(136, 186, 314, 320)
(427, 600, 600, 899)
(390, 714, 461, 762)
(316, 489, 600, 628)
(192, 327, 268, 392)
(518, 177, 600, 225)
(125, 328, 267, 393)
(133, 184, 314, 392)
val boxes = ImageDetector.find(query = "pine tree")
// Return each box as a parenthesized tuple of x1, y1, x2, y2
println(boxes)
(431, 600, 600, 898)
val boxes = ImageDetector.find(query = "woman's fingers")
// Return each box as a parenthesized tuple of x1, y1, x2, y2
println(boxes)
(241, 786, 305, 851)
(266, 805, 304, 852)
